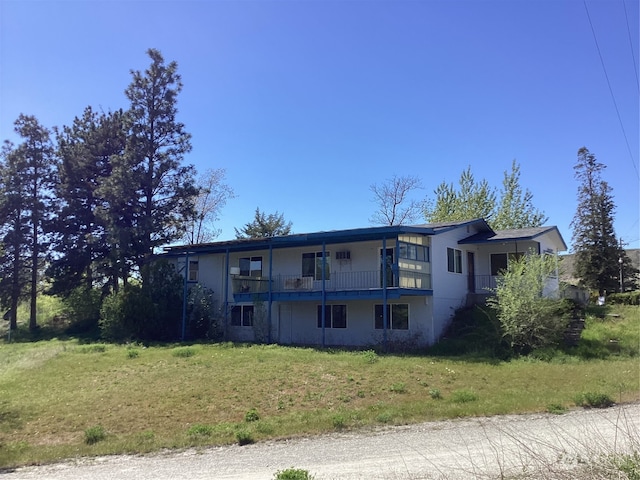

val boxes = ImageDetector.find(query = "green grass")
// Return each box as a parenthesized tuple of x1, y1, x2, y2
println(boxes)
(0, 305, 638, 468)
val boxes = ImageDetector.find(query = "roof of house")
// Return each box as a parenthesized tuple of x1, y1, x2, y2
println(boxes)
(458, 225, 568, 251)
(163, 219, 566, 256)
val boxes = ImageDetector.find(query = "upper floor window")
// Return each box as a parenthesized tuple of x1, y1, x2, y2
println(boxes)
(447, 248, 462, 273)
(317, 305, 347, 329)
(188, 260, 199, 282)
(302, 251, 330, 280)
(240, 256, 262, 277)
(399, 242, 429, 262)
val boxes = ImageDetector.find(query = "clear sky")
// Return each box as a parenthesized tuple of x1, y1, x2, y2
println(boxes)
(1, 0, 638, 250)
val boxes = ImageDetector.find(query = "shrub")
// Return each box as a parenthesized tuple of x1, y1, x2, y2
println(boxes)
(63, 287, 102, 334)
(235, 428, 254, 445)
(274, 468, 315, 480)
(332, 413, 346, 429)
(361, 349, 379, 364)
(607, 291, 640, 305)
(429, 388, 442, 400)
(187, 424, 214, 437)
(172, 346, 196, 358)
(487, 253, 572, 354)
(84, 425, 106, 444)
(546, 403, 567, 414)
(575, 392, 614, 408)
(186, 284, 221, 340)
(389, 382, 406, 393)
(245, 408, 260, 422)
(451, 389, 478, 403)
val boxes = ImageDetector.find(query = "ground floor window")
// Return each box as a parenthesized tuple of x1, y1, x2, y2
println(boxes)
(231, 305, 254, 327)
(317, 304, 347, 328)
(374, 304, 409, 330)
(490, 252, 524, 276)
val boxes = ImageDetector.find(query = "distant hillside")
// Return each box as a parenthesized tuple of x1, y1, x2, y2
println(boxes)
(560, 249, 640, 288)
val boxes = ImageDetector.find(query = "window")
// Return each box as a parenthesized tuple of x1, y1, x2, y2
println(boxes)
(188, 260, 199, 282)
(399, 242, 429, 262)
(231, 305, 254, 327)
(302, 251, 330, 280)
(239, 256, 262, 277)
(317, 305, 347, 328)
(490, 253, 524, 276)
(447, 248, 462, 273)
(374, 304, 409, 330)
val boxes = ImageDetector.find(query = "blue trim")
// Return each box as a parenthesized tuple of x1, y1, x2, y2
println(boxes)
(233, 288, 433, 303)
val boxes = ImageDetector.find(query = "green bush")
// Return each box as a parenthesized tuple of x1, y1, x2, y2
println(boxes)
(186, 284, 221, 340)
(451, 389, 478, 403)
(172, 346, 197, 358)
(235, 428, 254, 445)
(575, 392, 614, 408)
(487, 254, 572, 354)
(244, 408, 260, 422)
(607, 291, 640, 305)
(274, 468, 315, 480)
(187, 424, 214, 437)
(84, 425, 106, 444)
(63, 287, 102, 334)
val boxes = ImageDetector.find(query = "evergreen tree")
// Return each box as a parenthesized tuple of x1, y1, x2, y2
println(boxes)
(121, 48, 197, 287)
(570, 147, 620, 295)
(48, 107, 127, 295)
(0, 141, 30, 330)
(235, 208, 293, 238)
(493, 160, 547, 230)
(0, 115, 56, 330)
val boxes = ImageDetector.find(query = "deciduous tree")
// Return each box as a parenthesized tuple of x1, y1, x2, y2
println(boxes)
(185, 168, 235, 244)
(424, 167, 496, 223)
(493, 160, 547, 230)
(369, 175, 424, 226)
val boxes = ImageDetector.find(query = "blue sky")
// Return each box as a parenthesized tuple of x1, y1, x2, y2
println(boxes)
(1, 0, 638, 250)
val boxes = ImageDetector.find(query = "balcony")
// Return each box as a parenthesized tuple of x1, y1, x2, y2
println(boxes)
(231, 270, 432, 299)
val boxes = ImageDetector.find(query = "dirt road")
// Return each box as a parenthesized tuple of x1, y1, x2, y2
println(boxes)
(5, 403, 639, 480)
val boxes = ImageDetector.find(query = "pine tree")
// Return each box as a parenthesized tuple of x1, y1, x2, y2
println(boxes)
(0, 115, 56, 330)
(0, 141, 30, 330)
(122, 48, 197, 287)
(48, 107, 127, 295)
(235, 208, 293, 238)
(570, 147, 620, 295)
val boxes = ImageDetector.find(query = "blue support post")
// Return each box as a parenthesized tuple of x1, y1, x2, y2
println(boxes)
(181, 252, 189, 342)
(382, 237, 388, 348)
(268, 244, 273, 343)
(321, 241, 326, 347)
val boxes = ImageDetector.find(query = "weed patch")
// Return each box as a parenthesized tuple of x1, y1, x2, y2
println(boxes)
(84, 425, 106, 444)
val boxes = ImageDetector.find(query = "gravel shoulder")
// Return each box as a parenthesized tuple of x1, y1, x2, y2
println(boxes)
(5, 402, 639, 480)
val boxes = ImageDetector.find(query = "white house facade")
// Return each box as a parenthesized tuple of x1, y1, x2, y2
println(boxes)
(163, 219, 567, 348)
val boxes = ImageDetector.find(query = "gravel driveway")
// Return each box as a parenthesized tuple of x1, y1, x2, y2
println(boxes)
(5, 403, 639, 480)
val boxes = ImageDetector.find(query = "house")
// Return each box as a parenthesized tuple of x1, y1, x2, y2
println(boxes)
(163, 219, 567, 348)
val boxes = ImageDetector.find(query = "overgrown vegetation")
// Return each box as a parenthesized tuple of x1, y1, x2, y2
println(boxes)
(0, 303, 637, 469)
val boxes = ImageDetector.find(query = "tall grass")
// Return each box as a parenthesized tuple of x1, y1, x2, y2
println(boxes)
(0, 304, 637, 468)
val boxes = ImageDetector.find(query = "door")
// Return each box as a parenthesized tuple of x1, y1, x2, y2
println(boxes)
(467, 252, 476, 292)
(380, 248, 395, 287)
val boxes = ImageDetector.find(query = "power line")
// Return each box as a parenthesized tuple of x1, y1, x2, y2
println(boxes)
(623, 0, 640, 92)
(583, 0, 639, 180)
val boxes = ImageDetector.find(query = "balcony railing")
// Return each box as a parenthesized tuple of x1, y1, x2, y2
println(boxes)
(231, 270, 432, 295)
(472, 275, 498, 293)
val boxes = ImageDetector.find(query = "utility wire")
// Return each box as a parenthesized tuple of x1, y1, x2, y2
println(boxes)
(583, 0, 639, 180)
(623, 0, 640, 92)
